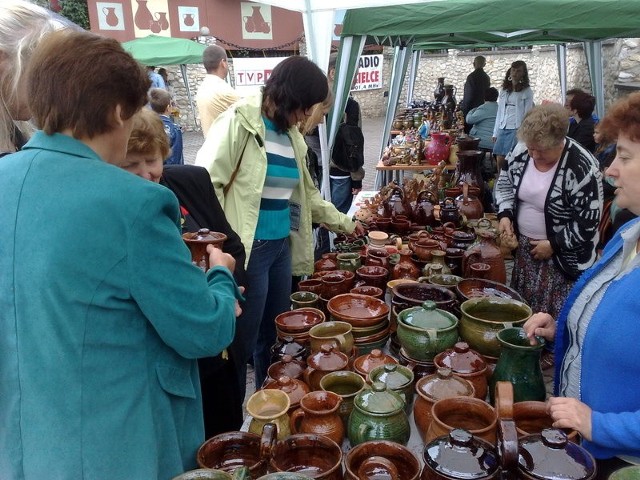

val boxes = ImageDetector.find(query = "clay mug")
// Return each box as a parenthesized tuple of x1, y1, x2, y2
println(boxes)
(269, 434, 343, 480)
(289, 390, 345, 445)
(426, 395, 497, 444)
(469, 262, 492, 280)
(321, 272, 349, 299)
(297, 279, 323, 296)
(182, 228, 227, 271)
(345, 440, 421, 480)
(246, 389, 291, 440)
(196, 424, 275, 478)
(309, 321, 354, 354)
(337, 252, 362, 272)
(290, 291, 319, 310)
(319, 370, 366, 427)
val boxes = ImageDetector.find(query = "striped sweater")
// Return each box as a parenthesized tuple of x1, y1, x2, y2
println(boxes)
(495, 138, 603, 280)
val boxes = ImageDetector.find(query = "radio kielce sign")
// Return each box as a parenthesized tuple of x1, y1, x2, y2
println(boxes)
(352, 54, 383, 92)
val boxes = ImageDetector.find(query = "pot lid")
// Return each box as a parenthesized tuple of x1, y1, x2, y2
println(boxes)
(423, 429, 499, 479)
(398, 301, 457, 330)
(434, 342, 487, 374)
(263, 376, 310, 404)
(354, 381, 405, 415)
(307, 345, 348, 371)
(518, 429, 596, 480)
(353, 349, 398, 376)
(268, 354, 306, 379)
(416, 367, 475, 401)
(182, 228, 227, 243)
(368, 364, 414, 389)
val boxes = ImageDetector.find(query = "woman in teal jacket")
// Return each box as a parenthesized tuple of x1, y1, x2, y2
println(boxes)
(196, 56, 364, 391)
(0, 31, 241, 479)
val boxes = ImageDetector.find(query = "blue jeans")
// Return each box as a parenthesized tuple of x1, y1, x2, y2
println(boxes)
(330, 175, 353, 214)
(232, 238, 291, 395)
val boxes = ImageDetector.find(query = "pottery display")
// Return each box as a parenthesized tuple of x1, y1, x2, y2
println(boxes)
(459, 297, 532, 359)
(421, 429, 500, 480)
(289, 390, 345, 445)
(319, 370, 366, 427)
(348, 382, 410, 446)
(433, 342, 488, 400)
(304, 345, 349, 391)
(182, 229, 227, 271)
(413, 367, 475, 441)
(426, 396, 497, 444)
(246, 389, 291, 440)
(327, 293, 389, 327)
(489, 328, 546, 403)
(345, 440, 421, 480)
(396, 301, 459, 361)
(368, 363, 415, 413)
(197, 429, 270, 477)
(353, 349, 398, 379)
(267, 355, 306, 382)
(269, 434, 343, 480)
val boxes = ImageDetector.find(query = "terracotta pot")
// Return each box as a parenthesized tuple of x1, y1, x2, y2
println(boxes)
(289, 391, 345, 445)
(345, 441, 421, 480)
(433, 342, 488, 401)
(424, 132, 451, 165)
(314, 253, 338, 272)
(319, 370, 366, 427)
(353, 349, 398, 379)
(269, 434, 343, 480)
(321, 272, 350, 299)
(413, 367, 475, 441)
(513, 401, 578, 442)
(304, 345, 349, 391)
(349, 285, 385, 300)
(356, 265, 389, 290)
(456, 135, 481, 151)
(182, 229, 227, 271)
(426, 396, 497, 444)
(462, 230, 506, 284)
(327, 293, 389, 327)
(267, 355, 306, 382)
(366, 247, 390, 269)
(197, 430, 270, 478)
(298, 279, 323, 296)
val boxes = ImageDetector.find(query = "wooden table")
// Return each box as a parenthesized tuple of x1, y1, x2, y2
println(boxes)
(374, 161, 455, 189)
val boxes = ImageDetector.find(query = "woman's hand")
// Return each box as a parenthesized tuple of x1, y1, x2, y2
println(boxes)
(235, 286, 245, 317)
(498, 217, 514, 237)
(207, 244, 236, 272)
(547, 396, 593, 441)
(353, 220, 366, 237)
(523, 312, 556, 344)
(530, 239, 553, 260)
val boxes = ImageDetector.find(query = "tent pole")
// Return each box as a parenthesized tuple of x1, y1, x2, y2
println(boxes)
(180, 64, 199, 131)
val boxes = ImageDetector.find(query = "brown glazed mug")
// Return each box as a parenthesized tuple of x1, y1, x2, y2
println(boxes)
(269, 434, 343, 480)
(182, 228, 227, 271)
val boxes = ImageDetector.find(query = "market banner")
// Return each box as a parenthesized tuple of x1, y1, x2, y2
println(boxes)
(352, 54, 384, 91)
(232, 57, 287, 95)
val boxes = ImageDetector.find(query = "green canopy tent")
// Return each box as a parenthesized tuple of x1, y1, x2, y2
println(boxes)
(334, 0, 640, 188)
(122, 35, 207, 126)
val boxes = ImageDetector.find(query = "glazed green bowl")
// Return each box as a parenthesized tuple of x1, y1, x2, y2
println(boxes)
(459, 297, 532, 359)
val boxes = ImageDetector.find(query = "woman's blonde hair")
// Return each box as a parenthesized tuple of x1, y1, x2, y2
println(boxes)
(0, 1, 61, 152)
(127, 108, 170, 160)
(517, 103, 570, 149)
(300, 89, 334, 135)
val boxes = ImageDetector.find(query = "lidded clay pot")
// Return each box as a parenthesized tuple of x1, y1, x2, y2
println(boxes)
(368, 364, 415, 414)
(182, 228, 227, 271)
(263, 375, 311, 412)
(413, 367, 475, 441)
(422, 429, 500, 480)
(304, 345, 349, 390)
(517, 429, 596, 480)
(267, 354, 306, 382)
(353, 349, 398, 379)
(433, 342, 488, 400)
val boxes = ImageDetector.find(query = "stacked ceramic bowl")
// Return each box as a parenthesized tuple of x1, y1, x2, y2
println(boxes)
(274, 308, 325, 344)
(327, 293, 390, 354)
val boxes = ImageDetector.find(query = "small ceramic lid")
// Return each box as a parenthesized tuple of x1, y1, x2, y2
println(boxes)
(423, 429, 499, 479)
(182, 228, 227, 243)
(268, 354, 306, 380)
(416, 367, 475, 401)
(270, 337, 308, 361)
(263, 376, 310, 406)
(434, 342, 487, 374)
(398, 301, 457, 330)
(518, 429, 596, 480)
(307, 345, 348, 371)
(354, 381, 405, 415)
(353, 349, 398, 376)
(368, 364, 414, 390)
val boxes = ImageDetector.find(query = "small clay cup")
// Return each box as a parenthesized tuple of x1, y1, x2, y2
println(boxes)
(290, 291, 320, 310)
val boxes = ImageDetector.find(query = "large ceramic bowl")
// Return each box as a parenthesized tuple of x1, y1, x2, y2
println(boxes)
(344, 440, 421, 480)
(456, 278, 524, 303)
(275, 308, 325, 334)
(327, 293, 390, 327)
(459, 297, 532, 358)
(392, 282, 458, 314)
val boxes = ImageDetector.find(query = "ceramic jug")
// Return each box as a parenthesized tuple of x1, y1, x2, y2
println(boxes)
(246, 389, 291, 440)
(462, 230, 506, 284)
(289, 391, 345, 445)
(439, 197, 461, 227)
(413, 190, 437, 227)
(424, 132, 451, 166)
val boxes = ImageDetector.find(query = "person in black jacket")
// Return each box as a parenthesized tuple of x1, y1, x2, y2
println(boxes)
(567, 91, 597, 153)
(460, 56, 491, 134)
(113, 108, 247, 438)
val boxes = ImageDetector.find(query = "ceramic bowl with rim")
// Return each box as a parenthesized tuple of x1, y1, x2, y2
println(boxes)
(427, 274, 463, 290)
(349, 285, 385, 300)
(327, 293, 390, 327)
(275, 308, 325, 335)
(456, 278, 524, 303)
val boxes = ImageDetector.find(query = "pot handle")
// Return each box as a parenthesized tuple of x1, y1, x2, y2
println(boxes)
(476, 218, 493, 229)
(259, 422, 277, 460)
(358, 423, 372, 440)
(426, 328, 437, 342)
(462, 251, 481, 278)
(494, 381, 514, 420)
(289, 407, 305, 434)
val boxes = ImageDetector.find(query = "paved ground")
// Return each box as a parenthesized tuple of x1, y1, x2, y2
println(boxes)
(182, 116, 385, 191)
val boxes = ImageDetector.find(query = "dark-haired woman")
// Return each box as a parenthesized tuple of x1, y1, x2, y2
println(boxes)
(492, 60, 534, 171)
(196, 55, 364, 391)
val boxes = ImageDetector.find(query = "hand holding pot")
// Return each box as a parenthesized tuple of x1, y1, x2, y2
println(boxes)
(547, 396, 593, 441)
(207, 244, 235, 271)
(498, 217, 514, 237)
(523, 312, 556, 345)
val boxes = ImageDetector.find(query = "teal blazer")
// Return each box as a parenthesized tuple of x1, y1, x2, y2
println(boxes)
(0, 132, 239, 479)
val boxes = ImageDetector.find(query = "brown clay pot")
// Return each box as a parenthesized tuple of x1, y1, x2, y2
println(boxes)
(197, 430, 269, 478)
(433, 342, 488, 400)
(462, 230, 506, 284)
(426, 396, 497, 444)
(355, 265, 389, 290)
(345, 440, 421, 480)
(513, 401, 578, 442)
(182, 228, 227, 271)
(267, 354, 306, 382)
(327, 293, 389, 328)
(269, 434, 343, 480)
(304, 345, 349, 390)
(263, 375, 311, 413)
(298, 279, 324, 296)
(289, 391, 345, 445)
(353, 348, 398, 379)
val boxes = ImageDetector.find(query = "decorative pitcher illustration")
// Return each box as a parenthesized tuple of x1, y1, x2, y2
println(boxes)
(102, 7, 119, 27)
(134, 0, 153, 30)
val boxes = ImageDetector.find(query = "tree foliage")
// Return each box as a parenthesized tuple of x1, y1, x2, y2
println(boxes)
(59, 0, 90, 30)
